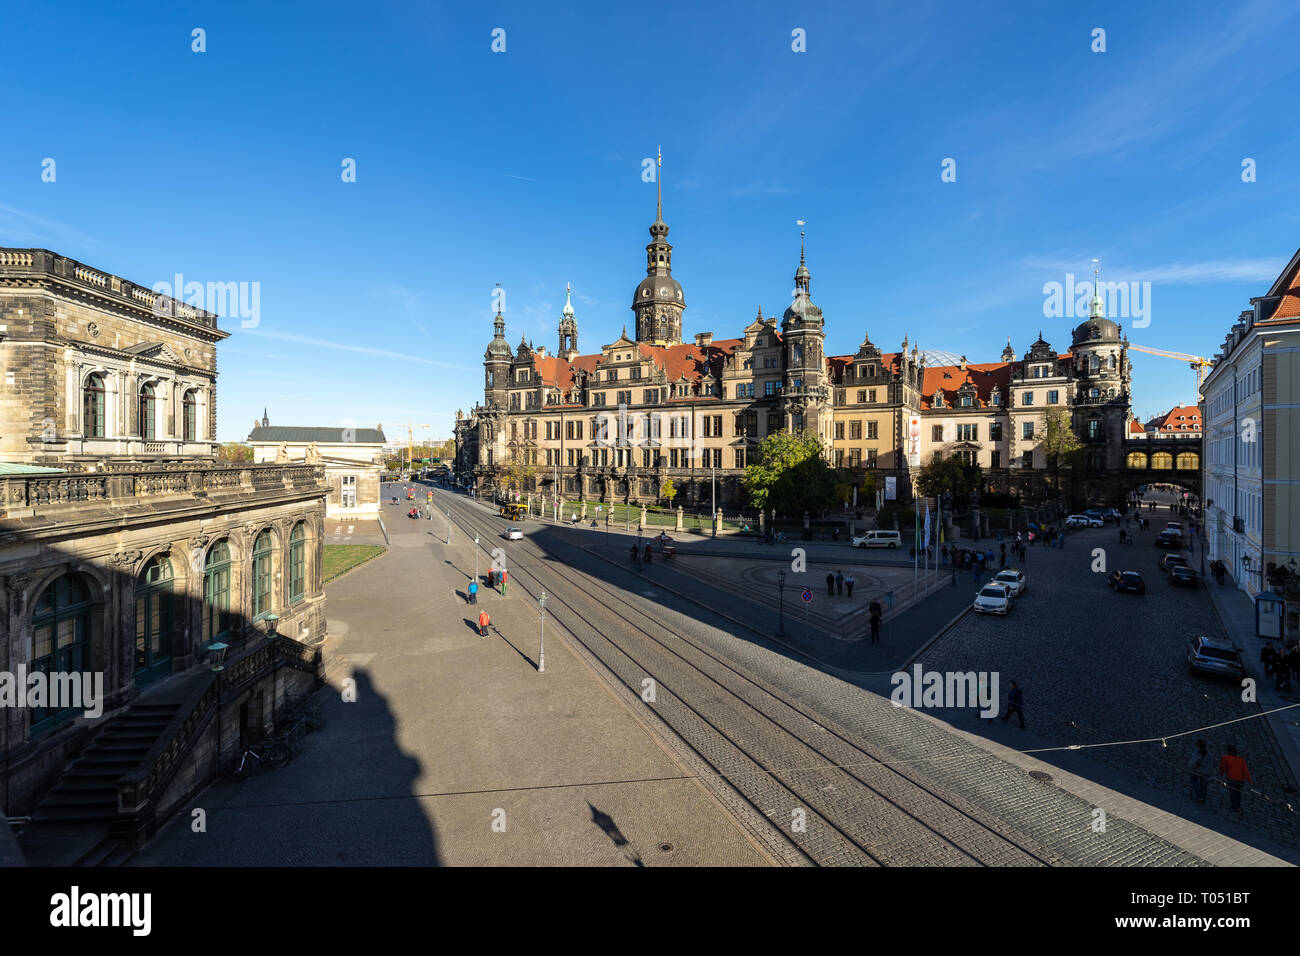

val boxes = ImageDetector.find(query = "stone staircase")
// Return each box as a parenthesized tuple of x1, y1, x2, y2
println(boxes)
(17, 701, 181, 866)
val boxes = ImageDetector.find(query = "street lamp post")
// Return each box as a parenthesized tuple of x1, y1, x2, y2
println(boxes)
(446, 510, 451, 545)
(474, 535, 480, 583)
(777, 570, 786, 636)
(538, 591, 547, 673)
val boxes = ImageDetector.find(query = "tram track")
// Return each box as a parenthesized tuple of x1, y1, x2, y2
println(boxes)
(442, 491, 1059, 867)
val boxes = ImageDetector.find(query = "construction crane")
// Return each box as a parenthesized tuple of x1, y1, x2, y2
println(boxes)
(407, 419, 430, 474)
(1128, 344, 1214, 389)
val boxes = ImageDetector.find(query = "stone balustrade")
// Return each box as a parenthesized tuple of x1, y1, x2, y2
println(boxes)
(0, 246, 218, 329)
(0, 462, 326, 513)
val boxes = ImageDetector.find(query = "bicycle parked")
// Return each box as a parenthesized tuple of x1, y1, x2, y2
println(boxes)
(225, 733, 292, 777)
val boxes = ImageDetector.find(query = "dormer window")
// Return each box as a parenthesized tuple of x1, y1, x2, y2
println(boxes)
(991, 390, 1002, 406)
(960, 394, 973, 407)
(934, 391, 944, 408)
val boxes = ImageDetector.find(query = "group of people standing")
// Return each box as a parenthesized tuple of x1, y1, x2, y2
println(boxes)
(1261, 642, 1300, 691)
(1187, 740, 1252, 813)
(825, 570, 856, 597)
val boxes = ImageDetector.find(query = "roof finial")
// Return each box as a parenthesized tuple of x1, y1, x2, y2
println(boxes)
(1090, 258, 1105, 319)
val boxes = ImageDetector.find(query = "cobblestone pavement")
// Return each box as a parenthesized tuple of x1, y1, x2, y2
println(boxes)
(441, 490, 1282, 865)
(919, 523, 1300, 858)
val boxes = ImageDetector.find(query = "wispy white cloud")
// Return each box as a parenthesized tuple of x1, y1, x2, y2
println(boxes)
(0, 204, 100, 250)
(240, 329, 463, 367)
(504, 172, 544, 183)
(1022, 255, 1283, 285)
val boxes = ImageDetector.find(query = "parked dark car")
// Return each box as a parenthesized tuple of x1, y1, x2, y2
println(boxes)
(1168, 566, 1199, 588)
(1160, 553, 1189, 574)
(1108, 570, 1146, 594)
(1154, 531, 1183, 548)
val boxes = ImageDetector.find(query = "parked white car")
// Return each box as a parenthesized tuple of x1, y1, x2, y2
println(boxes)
(851, 530, 901, 548)
(1066, 514, 1103, 528)
(973, 582, 1011, 615)
(992, 569, 1027, 597)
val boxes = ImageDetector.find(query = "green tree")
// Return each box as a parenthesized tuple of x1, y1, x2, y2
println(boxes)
(916, 454, 982, 504)
(742, 432, 837, 516)
(218, 442, 253, 462)
(1042, 408, 1083, 494)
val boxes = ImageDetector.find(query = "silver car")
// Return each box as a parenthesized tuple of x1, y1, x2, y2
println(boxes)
(1187, 636, 1244, 679)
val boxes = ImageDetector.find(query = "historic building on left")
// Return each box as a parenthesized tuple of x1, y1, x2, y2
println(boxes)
(0, 249, 328, 851)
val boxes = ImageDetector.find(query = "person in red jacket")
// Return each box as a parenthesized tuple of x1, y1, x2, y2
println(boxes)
(1218, 745, 1252, 814)
(478, 610, 490, 636)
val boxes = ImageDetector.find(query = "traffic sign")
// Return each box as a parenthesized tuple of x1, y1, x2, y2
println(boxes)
(801, 589, 812, 603)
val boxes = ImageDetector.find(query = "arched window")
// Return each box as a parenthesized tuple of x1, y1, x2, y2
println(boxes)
(203, 540, 232, 644)
(252, 530, 273, 618)
(30, 573, 93, 734)
(289, 523, 306, 603)
(183, 389, 198, 442)
(991, 390, 1002, 406)
(1126, 452, 1148, 469)
(1152, 452, 1174, 470)
(84, 373, 106, 438)
(139, 383, 157, 440)
(1176, 452, 1199, 471)
(135, 555, 174, 684)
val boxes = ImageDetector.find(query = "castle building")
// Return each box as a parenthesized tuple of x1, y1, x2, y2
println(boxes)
(458, 180, 831, 509)
(454, 198, 1141, 510)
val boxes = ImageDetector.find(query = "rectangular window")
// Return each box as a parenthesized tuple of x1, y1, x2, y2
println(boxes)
(734, 449, 745, 469)
(856, 390, 866, 404)
(1021, 450, 1033, 469)
(932, 425, 943, 442)
(865, 448, 878, 467)
(617, 391, 631, 406)
(849, 420, 862, 440)
(670, 449, 679, 468)
(712, 415, 722, 437)
(1022, 392, 1034, 405)
(1022, 421, 1035, 439)
(957, 423, 977, 441)
(868, 389, 877, 403)
(834, 422, 845, 440)
(607, 369, 618, 381)
(849, 449, 861, 468)
(867, 421, 878, 440)
(834, 449, 844, 467)
(341, 474, 357, 508)
(644, 389, 658, 404)
(1047, 390, 1059, 405)
(991, 450, 1001, 469)
(989, 422, 1003, 442)
(765, 381, 776, 396)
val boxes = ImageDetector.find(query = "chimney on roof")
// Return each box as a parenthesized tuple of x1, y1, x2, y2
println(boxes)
(958, 355, 966, 370)
(695, 332, 713, 348)
(536, 345, 547, 357)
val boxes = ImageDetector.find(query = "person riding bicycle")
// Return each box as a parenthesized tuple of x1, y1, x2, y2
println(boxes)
(630, 543, 640, 563)
(478, 610, 490, 636)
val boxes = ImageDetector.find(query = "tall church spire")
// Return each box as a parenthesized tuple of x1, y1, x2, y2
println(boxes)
(1089, 258, 1105, 319)
(632, 146, 684, 345)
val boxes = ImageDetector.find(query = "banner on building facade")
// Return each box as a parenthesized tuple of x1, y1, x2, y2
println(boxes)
(907, 415, 922, 468)
(885, 476, 897, 500)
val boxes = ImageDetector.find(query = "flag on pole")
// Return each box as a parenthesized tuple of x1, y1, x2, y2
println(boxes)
(923, 502, 932, 551)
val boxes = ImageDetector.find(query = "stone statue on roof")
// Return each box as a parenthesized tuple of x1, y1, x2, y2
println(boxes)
(305, 442, 323, 464)
(275, 442, 289, 464)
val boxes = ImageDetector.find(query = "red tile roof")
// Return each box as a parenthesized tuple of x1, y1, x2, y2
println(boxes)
(1129, 420, 1146, 435)
(918, 361, 1014, 410)
(1147, 405, 1202, 432)
(1272, 254, 1300, 319)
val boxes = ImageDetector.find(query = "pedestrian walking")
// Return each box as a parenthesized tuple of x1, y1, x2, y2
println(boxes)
(832, 527, 839, 542)
(836, 570, 844, 596)
(500, 568, 508, 596)
(1262, 642, 1278, 677)
(468, 579, 479, 605)
(942, 544, 949, 566)
(1219, 745, 1251, 814)
(826, 572, 834, 596)
(1188, 739, 1209, 804)
(478, 609, 491, 637)
(868, 598, 882, 644)
(845, 574, 855, 597)
(1000, 680, 1025, 728)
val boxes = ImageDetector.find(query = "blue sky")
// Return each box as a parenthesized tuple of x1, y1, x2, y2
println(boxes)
(2, 0, 1298, 441)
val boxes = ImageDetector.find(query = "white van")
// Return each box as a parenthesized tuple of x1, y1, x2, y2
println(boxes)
(851, 530, 901, 549)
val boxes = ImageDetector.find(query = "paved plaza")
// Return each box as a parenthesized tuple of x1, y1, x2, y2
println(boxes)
(134, 494, 773, 867)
